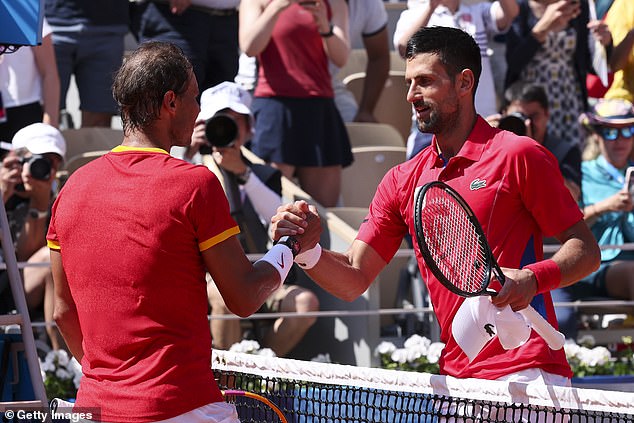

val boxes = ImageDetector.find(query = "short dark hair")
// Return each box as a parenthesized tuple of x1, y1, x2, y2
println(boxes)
(112, 41, 193, 134)
(405, 26, 482, 95)
(502, 81, 549, 111)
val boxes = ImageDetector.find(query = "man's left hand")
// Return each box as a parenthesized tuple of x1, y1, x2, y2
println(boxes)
(490, 267, 538, 312)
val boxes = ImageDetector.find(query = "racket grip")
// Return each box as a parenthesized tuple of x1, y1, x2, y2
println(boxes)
(518, 306, 566, 350)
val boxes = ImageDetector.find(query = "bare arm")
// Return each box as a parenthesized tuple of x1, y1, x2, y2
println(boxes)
(51, 250, 84, 361)
(492, 219, 600, 311)
(203, 235, 285, 317)
(301, 240, 386, 301)
(320, 0, 350, 68)
(239, 0, 292, 57)
(549, 219, 602, 287)
(493, 0, 520, 32)
(15, 167, 56, 260)
(609, 28, 634, 72)
(271, 200, 387, 301)
(531, 0, 580, 43)
(355, 27, 390, 123)
(396, 0, 440, 58)
(32, 33, 60, 128)
(582, 189, 633, 227)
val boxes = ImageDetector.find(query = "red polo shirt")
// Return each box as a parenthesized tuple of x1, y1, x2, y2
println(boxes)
(47, 146, 238, 422)
(357, 117, 582, 379)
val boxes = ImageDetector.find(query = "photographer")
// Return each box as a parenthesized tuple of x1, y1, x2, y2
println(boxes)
(490, 82, 582, 201)
(188, 82, 319, 357)
(0, 123, 66, 350)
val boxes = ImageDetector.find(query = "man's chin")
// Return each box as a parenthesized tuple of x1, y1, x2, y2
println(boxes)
(416, 122, 434, 134)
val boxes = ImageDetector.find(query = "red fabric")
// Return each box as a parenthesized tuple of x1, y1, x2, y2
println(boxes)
(254, 2, 333, 98)
(587, 73, 614, 99)
(524, 259, 561, 294)
(357, 117, 581, 380)
(47, 147, 237, 422)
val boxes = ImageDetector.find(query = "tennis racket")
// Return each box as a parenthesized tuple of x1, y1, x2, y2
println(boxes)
(222, 389, 288, 423)
(413, 181, 565, 350)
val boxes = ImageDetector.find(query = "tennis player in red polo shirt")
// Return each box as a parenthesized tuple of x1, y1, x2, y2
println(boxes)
(271, 26, 600, 385)
(47, 42, 300, 423)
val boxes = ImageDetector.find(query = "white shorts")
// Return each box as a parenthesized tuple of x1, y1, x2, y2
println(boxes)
(79, 402, 240, 423)
(495, 367, 571, 387)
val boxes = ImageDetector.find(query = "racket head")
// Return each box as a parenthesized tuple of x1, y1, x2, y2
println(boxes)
(413, 181, 499, 297)
(222, 389, 288, 423)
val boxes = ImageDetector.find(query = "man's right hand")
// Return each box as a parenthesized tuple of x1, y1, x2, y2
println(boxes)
(533, 0, 580, 41)
(271, 200, 322, 254)
(186, 120, 208, 160)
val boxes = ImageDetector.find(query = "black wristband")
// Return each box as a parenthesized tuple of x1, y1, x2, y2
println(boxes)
(275, 236, 301, 258)
(320, 24, 334, 38)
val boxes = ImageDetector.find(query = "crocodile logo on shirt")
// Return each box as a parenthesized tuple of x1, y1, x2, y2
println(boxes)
(470, 178, 487, 191)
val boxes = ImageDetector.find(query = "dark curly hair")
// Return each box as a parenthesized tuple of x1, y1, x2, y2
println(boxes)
(112, 41, 193, 134)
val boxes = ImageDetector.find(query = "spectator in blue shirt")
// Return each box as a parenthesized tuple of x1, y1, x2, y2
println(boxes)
(552, 99, 634, 338)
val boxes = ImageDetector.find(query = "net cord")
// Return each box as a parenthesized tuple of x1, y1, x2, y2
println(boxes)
(212, 350, 634, 414)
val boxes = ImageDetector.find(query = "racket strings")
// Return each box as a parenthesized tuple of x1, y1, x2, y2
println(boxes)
(421, 190, 489, 294)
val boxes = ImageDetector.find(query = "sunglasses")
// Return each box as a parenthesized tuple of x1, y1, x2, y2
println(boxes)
(595, 125, 634, 141)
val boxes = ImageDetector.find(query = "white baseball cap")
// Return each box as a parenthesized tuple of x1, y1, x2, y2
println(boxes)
(198, 81, 253, 122)
(452, 296, 531, 362)
(12, 123, 66, 160)
(452, 296, 497, 362)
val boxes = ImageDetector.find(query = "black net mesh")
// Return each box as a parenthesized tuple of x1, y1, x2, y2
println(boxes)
(213, 351, 634, 423)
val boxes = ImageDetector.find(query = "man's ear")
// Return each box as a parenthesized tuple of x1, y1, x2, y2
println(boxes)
(457, 69, 475, 99)
(164, 90, 177, 112)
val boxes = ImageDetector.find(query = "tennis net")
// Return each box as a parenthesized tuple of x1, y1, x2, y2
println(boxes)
(212, 350, 634, 422)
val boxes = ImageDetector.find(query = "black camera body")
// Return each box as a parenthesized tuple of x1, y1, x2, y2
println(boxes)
(498, 112, 528, 136)
(200, 113, 239, 154)
(20, 154, 52, 180)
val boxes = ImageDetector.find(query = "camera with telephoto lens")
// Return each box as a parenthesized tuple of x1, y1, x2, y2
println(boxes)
(498, 112, 528, 136)
(20, 154, 52, 180)
(200, 113, 239, 154)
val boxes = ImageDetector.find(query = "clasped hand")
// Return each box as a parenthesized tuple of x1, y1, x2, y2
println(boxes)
(271, 200, 322, 255)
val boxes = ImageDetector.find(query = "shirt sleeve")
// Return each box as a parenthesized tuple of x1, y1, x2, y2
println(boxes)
(605, 1, 629, 44)
(356, 168, 409, 263)
(393, 5, 421, 51)
(485, 2, 503, 34)
(361, 0, 389, 37)
(516, 140, 583, 237)
(190, 169, 240, 251)
(46, 190, 62, 250)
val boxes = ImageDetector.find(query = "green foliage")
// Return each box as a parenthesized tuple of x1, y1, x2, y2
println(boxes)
(39, 350, 81, 400)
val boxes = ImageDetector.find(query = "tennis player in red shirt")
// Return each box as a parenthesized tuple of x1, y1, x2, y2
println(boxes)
(271, 26, 600, 385)
(47, 42, 301, 423)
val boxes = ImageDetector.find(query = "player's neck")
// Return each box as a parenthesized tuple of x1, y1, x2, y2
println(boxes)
(122, 128, 169, 151)
(435, 113, 477, 160)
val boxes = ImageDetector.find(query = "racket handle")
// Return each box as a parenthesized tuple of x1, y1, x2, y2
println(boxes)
(518, 306, 566, 350)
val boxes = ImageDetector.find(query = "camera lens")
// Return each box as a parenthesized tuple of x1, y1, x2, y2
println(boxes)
(498, 113, 528, 136)
(205, 114, 238, 149)
(24, 155, 52, 180)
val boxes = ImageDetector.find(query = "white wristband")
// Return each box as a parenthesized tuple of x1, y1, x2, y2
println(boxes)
(255, 243, 294, 285)
(295, 243, 322, 269)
